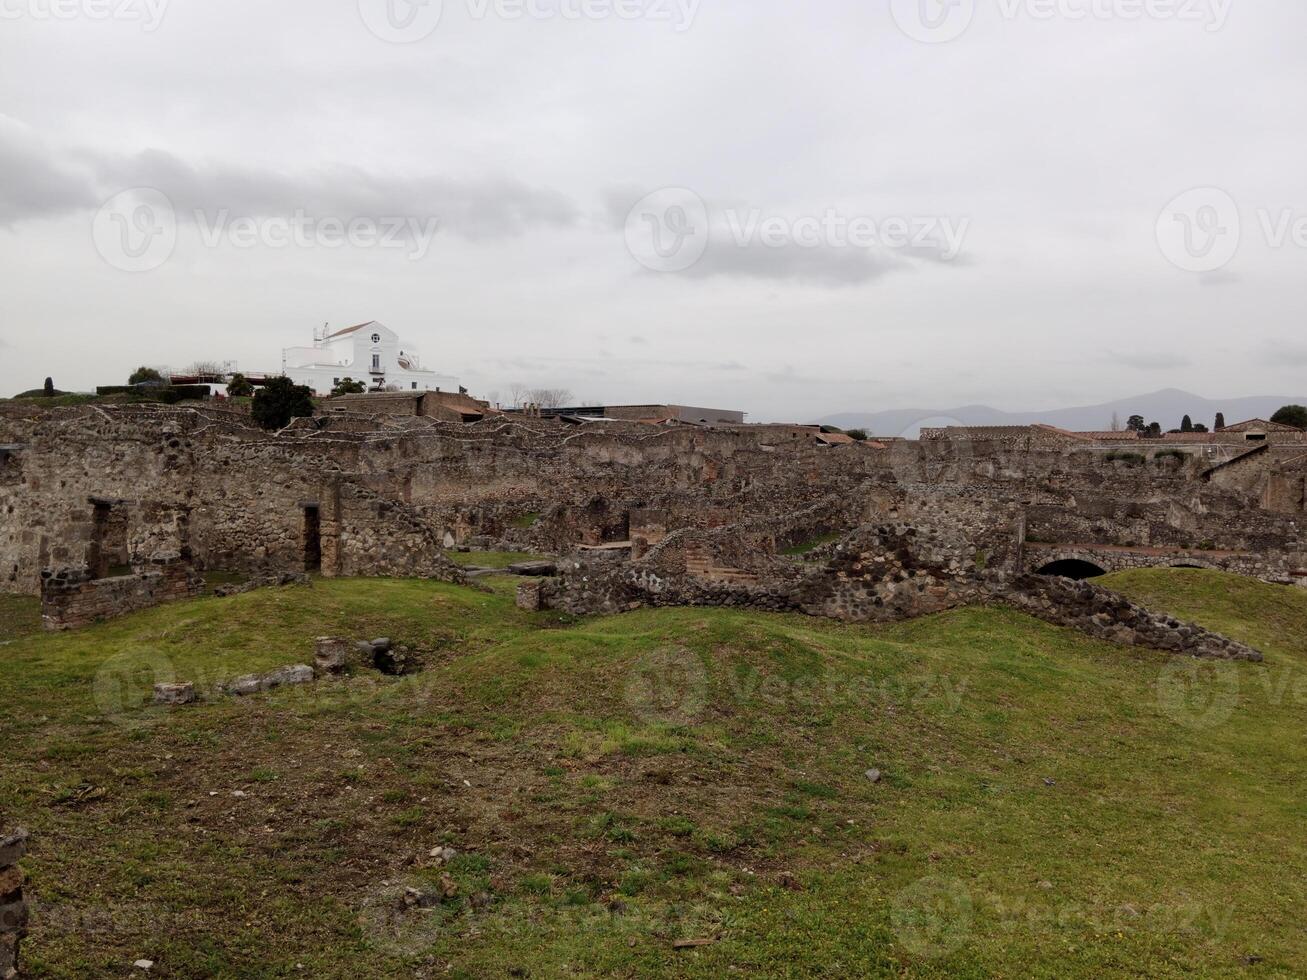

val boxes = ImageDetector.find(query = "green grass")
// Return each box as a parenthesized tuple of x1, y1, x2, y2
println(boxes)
(445, 550, 548, 569)
(781, 533, 842, 557)
(1, 571, 1304, 977)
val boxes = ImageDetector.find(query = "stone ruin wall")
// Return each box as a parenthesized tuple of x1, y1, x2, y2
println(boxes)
(40, 553, 205, 631)
(0, 828, 27, 980)
(3, 405, 1303, 622)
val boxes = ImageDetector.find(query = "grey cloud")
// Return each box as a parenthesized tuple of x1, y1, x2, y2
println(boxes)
(682, 240, 900, 287)
(1102, 350, 1194, 370)
(2, 131, 578, 240)
(0, 117, 99, 226)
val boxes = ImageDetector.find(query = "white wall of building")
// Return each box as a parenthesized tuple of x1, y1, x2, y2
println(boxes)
(281, 322, 458, 395)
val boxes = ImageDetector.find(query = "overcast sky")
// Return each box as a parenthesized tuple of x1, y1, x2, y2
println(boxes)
(2, 0, 1305, 421)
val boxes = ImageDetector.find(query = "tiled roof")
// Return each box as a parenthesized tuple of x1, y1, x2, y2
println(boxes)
(326, 321, 378, 339)
(1221, 418, 1304, 433)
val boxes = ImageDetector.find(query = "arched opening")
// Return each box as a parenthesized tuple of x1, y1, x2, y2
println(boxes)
(1036, 558, 1107, 580)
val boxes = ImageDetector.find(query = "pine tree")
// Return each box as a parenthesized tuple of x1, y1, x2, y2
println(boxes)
(1215, 412, 1226, 431)
(1181, 415, 1194, 433)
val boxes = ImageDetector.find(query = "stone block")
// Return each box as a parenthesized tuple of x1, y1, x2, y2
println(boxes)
(153, 682, 198, 706)
(516, 580, 544, 611)
(0, 832, 26, 869)
(313, 637, 352, 674)
(226, 665, 315, 696)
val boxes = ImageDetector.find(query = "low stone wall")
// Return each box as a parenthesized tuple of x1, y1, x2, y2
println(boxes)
(539, 523, 1264, 662)
(40, 554, 204, 631)
(1, 828, 28, 980)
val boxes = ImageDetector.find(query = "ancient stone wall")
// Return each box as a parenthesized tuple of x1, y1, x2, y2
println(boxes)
(40, 553, 204, 631)
(0, 828, 26, 980)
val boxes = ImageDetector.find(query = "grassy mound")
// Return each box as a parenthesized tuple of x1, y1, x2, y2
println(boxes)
(0, 572, 1303, 977)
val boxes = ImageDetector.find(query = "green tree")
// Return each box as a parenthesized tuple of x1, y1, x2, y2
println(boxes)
(1147, 422, 1162, 438)
(226, 373, 254, 398)
(1215, 412, 1226, 431)
(1181, 415, 1194, 433)
(331, 377, 367, 396)
(845, 428, 869, 442)
(1271, 405, 1307, 429)
(42, 377, 54, 397)
(1126, 415, 1146, 432)
(128, 366, 164, 386)
(251, 377, 314, 431)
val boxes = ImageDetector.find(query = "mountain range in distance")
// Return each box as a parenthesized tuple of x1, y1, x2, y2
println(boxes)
(818, 388, 1307, 438)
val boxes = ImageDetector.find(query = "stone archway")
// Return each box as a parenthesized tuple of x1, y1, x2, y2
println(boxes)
(1035, 558, 1108, 580)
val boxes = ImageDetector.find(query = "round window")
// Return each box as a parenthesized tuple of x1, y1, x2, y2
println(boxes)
(371, 333, 381, 344)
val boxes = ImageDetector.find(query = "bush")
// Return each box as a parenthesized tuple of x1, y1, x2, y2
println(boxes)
(226, 373, 254, 398)
(1271, 405, 1307, 429)
(331, 377, 366, 396)
(128, 366, 165, 386)
(252, 377, 315, 431)
(846, 428, 869, 441)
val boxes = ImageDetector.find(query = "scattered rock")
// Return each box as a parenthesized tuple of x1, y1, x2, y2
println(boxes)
(153, 682, 197, 706)
(438, 873, 459, 899)
(864, 768, 882, 784)
(778, 872, 804, 892)
(1043, 778, 1057, 787)
(401, 887, 438, 911)
(672, 938, 717, 950)
(226, 665, 314, 697)
(0, 830, 28, 868)
(428, 846, 458, 864)
(133, 960, 154, 971)
(313, 637, 353, 675)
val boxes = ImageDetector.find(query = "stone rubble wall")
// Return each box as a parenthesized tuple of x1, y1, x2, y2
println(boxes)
(538, 520, 1264, 662)
(40, 553, 204, 631)
(0, 828, 28, 980)
(3, 404, 1302, 605)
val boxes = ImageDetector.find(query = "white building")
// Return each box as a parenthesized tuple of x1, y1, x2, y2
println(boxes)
(281, 321, 458, 396)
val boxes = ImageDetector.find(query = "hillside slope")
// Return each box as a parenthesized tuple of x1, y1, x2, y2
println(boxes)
(0, 572, 1303, 977)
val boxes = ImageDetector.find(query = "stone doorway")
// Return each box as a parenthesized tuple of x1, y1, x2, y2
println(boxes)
(302, 505, 322, 572)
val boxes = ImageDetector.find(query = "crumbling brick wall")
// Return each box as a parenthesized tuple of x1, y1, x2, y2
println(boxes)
(40, 553, 204, 631)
